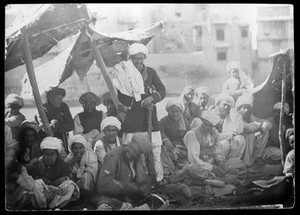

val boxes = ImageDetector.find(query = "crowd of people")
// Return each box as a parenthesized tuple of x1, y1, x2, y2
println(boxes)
(5, 43, 294, 210)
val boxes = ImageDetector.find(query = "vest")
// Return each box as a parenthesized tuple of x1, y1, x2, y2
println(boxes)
(78, 110, 103, 134)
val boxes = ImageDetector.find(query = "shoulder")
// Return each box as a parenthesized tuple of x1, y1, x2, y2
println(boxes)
(159, 116, 168, 123)
(61, 102, 70, 109)
(146, 66, 156, 73)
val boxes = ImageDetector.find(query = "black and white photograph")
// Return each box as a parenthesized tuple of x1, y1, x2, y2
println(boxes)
(5, 3, 294, 210)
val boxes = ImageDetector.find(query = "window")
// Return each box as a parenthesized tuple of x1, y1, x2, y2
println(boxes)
(216, 29, 225, 41)
(242, 29, 248, 38)
(175, 12, 181, 18)
(217, 51, 227, 61)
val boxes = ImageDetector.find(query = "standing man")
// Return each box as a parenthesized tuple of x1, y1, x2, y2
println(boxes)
(36, 87, 74, 155)
(112, 43, 166, 186)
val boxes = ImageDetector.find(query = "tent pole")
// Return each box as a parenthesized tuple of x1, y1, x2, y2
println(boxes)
(21, 27, 53, 137)
(279, 57, 287, 166)
(87, 36, 125, 122)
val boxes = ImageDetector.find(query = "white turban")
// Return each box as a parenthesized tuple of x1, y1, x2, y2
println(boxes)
(40, 137, 63, 154)
(273, 102, 290, 115)
(235, 94, 254, 110)
(215, 93, 235, 107)
(166, 98, 184, 112)
(68, 134, 87, 152)
(128, 43, 148, 57)
(5, 94, 24, 108)
(195, 86, 210, 98)
(201, 110, 221, 126)
(226, 61, 241, 73)
(100, 116, 122, 131)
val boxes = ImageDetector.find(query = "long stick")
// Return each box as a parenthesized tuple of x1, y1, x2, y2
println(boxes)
(21, 27, 53, 137)
(147, 105, 154, 141)
(86, 33, 125, 122)
(279, 57, 287, 166)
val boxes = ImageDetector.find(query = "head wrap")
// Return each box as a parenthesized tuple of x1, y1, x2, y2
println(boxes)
(46, 87, 66, 98)
(215, 93, 235, 107)
(128, 43, 148, 57)
(102, 92, 113, 106)
(5, 94, 24, 108)
(101, 116, 122, 131)
(273, 102, 290, 115)
(226, 61, 241, 73)
(129, 133, 152, 154)
(285, 128, 294, 140)
(201, 110, 221, 126)
(235, 94, 254, 110)
(68, 134, 87, 152)
(195, 86, 210, 98)
(19, 120, 40, 134)
(166, 98, 184, 112)
(40, 137, 63, 154)
(190, 118, 202, 130)
(79, 92, 101, 106)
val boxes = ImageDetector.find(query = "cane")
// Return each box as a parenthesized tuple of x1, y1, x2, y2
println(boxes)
(147, 104, 154, 141)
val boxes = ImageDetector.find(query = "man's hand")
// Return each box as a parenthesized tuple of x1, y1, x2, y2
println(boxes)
(68, 155, 82, 165)
(117, 104, 127, 113)
(164, 140, 174, 152)
(212, 165, 225, 177)
(141, 96, 154, 109)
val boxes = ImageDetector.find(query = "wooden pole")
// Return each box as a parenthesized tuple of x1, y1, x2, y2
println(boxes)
(86, 33, 125, 122)
(279, 57, 287, 166)
(21, 27, 53, 137)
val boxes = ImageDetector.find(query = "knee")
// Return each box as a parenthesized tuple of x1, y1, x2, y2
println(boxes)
(234, 135, 246, 146)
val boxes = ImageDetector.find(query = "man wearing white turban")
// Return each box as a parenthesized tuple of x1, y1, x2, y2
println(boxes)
(179, 86, 200, 123)
(194, 86, 212, 111)
(29, 137, 80, 209)
(211, 94, 246, 165)
(235, 94, 273, 166)
(183, 110, 225, 177)
(94, 117, 123, 165)
(159, 98, 191, 174)
(5, 94, 26, 140)
(222, 61, 254, 101)
(65, 134, 98, 202)
(114, 43, 166, 186)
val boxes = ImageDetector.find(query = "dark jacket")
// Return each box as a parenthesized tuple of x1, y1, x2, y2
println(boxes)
(97, 146, 149, 202)
(118, 66, 166, 133)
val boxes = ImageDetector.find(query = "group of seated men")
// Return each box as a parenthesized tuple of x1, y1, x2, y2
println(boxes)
(5, 44, 294, 210)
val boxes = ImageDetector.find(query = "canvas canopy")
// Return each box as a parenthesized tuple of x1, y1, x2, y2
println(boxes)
(251, 49, 294, 119)
(5, 4, 91, 72)
(19, 17, 164, 98)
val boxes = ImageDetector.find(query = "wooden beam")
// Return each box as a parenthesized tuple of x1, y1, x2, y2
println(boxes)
(87, 34, 125, 122)
(21, 27, 53, 137)
(279, 56, 287, 166)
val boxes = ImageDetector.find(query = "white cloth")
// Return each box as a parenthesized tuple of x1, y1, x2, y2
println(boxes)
(128, 43, 149, 57)
(40, 137, 63, 154)
(201, 110, 221, 126)
(101, 116, 122, 131)
(112, 60, 145, 101)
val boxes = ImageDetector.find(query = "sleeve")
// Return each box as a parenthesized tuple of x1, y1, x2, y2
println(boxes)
(158, 118, 170, 143)
(59, 103, 74, 133)
(5, 114, 25, 128)
(243, 122, 261, 134)
(16, 166, 36, 191)
(83, 150, 99, 182)
(183, 131, 213, 171)
(94, 140, 106, 163)
(151, 69, 166, 103)
(222, 80, 229, 93)
(73, 114, 84, 135)
(97, 152, 140, 198)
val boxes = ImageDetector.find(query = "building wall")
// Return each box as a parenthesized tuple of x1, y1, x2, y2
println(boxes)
(256, 5, 294, 83)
